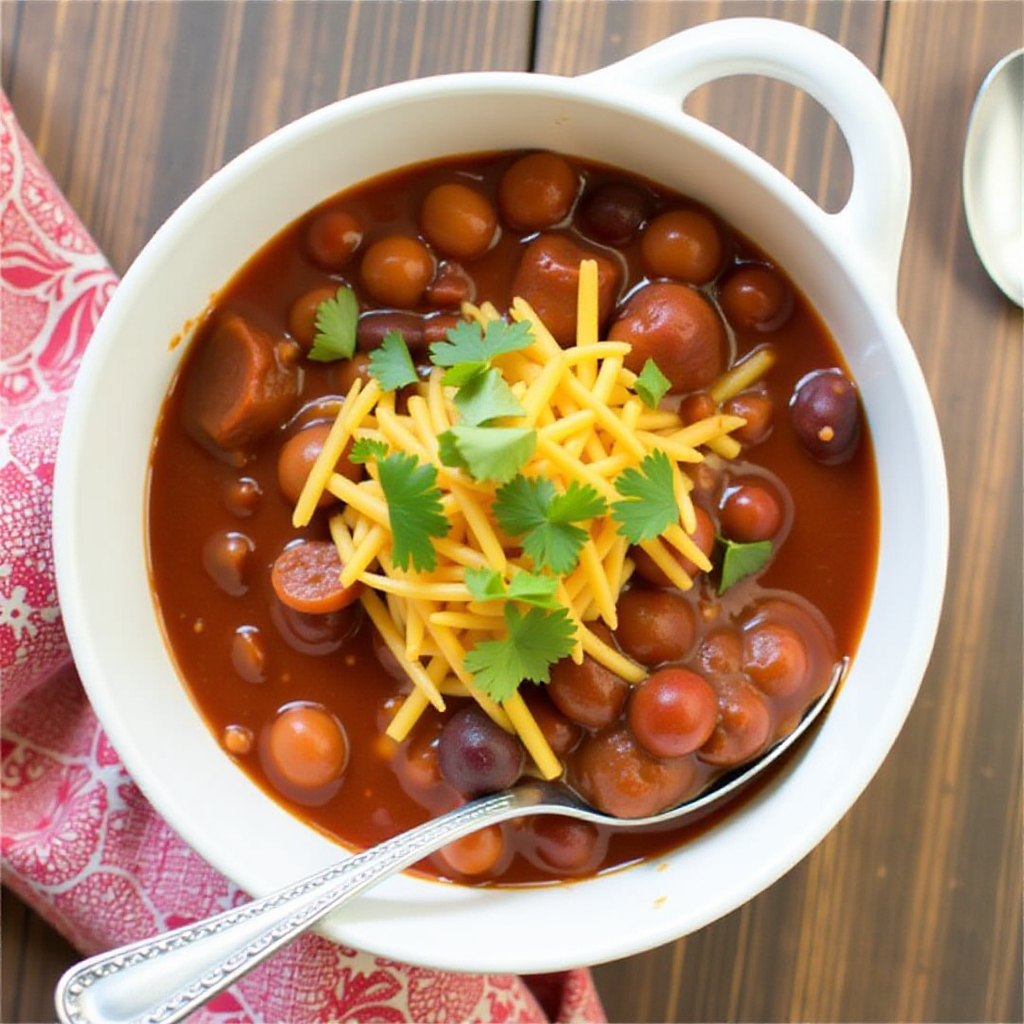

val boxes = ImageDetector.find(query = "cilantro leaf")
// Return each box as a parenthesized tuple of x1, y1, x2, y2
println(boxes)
(493, 476, 607, 574)
(463, 604, 577, 702)
(717, 537, 773, 593)
(429, 317, 533, 369)
(463, 566, 560, 609)
(374, 451, 448, 572)
(308, 286, 358, 362)
(368, 330, 419, 391)
(453, 366, 526, 426)
(349, 437, 389, 464)
(437, 426, 536, 483)
(634, 358, 672, 408)
(611, 449, 680, 544)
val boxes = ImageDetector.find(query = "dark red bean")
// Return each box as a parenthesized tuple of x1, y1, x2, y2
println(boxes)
(356, 311, 426, 353)
(570, 726, 699, 819)
(614, 587, 697, 666)
(790, 368, 862, 465)
(437, 705, 525, 797)
(641, 208, 724, 285)
(718, 263, 794, 332)
(332, 352, 374, 394)
(628, 667, 718, 759)
(699, 677, 772, 767)
(577, 181, 649, 246)
(510, 233, 621, 346)
(528, 816, 602, 873)
(679, 392, 718, 425)
(424, 260, 476, 308)
(270, 540, 362, 614)
(270, 600, 360, 657)
(547, 654, 630, 730)
(609, 282, 727, 394)
(521, 684, 583, 757)
(695, 627, 744, 678)
(306, 208, 363, 269)
(498, 152, 578, 231)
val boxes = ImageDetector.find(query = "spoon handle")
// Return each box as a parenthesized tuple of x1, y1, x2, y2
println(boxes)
(54, 787, 541, 1024)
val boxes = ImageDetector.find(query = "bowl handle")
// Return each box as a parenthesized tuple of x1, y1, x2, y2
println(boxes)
(581, 18, 911, 304)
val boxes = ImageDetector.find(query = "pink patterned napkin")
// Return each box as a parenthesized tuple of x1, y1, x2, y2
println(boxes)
(0, 90, 605, 1024)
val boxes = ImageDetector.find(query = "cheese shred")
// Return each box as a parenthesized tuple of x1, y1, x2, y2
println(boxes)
(293, 259, 767, 781)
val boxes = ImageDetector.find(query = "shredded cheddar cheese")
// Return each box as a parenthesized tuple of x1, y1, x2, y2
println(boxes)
(294, 260, 766, 781)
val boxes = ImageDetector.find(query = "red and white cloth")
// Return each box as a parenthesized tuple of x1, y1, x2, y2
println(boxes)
(0, 89, 606, 1023)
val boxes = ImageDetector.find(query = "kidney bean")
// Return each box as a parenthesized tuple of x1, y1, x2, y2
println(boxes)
(576, 180, 650, 246)
(615, 587, 697, 666)
(424, 260, 476, 308)
(306, 208, 363, 269)
(270, 599, 360, 657)
(719, 481, 785, 543)
(510, 233, 621, 346)
(570, 726, 699, 819)
(528, 816, 603, 874)
(420, 182, 497, 259)
(202, 530, 253, 597)
(288, 285, 340, 347)
(270, 540, 362, 614)
(231, 625, 267, 684)
(723, 390, 774, 446)
(641, 208, 724, 285)
(438, 824, 507, 876)
(609, 282, 727, 394)
(790, 368, 862, 465)
(699, 677, 772, 767)
(521, 684, 583, 757)
(498, 151, 578, 231)
(630, 504, 717, 586)
(360, 234, 435, 308)
(695, 626, 744, 678)
(718, 263, 794, 332)
(743, 621, 811, 700)
(277, 424, 360, 508)
(438, 705, 525, 798)
(628, 667, 718, 759)
(547, 653, 630, 730)
(182, 314, 301, 455)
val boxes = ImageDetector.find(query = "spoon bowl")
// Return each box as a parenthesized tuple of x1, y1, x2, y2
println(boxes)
(963, 48, 1024, 307)
(55, 662, 844, 1024)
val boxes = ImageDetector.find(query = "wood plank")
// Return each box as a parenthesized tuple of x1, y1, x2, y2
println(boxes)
(532, 2, 1022, 1021)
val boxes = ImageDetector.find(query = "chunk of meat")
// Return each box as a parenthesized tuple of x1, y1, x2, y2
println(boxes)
(510, 234, 621, 346)
(183, 313, 301, 455)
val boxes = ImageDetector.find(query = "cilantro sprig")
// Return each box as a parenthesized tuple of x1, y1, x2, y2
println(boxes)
(463, 566, 560, 609)
(463, 604, 577, 702)
(308, 286, 358, 363)
(350, 441, 447, 572)
(438, 425, 537, 484)
(634, 358, 672, 408)
(610, 449, 680, 543)
(368, 330, 419, 391)
(493, 476, 607, 574)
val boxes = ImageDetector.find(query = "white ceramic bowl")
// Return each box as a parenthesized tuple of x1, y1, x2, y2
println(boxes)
(54, 18, 948, 973)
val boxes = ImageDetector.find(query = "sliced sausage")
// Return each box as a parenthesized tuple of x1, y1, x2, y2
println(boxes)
(270, 540, 363, 614)
(183, 313, 301, 456)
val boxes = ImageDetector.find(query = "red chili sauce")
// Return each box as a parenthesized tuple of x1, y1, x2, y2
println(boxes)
(148, 151, 879, 885)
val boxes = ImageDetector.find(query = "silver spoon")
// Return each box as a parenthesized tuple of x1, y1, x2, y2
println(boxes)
(963, 48, 1023, 307)
(55, 661, 845, 1024)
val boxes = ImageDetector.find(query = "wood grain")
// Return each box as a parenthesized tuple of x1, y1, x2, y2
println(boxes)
(2, 2, 1021, 1022)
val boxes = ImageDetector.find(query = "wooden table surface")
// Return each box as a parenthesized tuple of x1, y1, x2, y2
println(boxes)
(2, 2, 1021, 1021)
